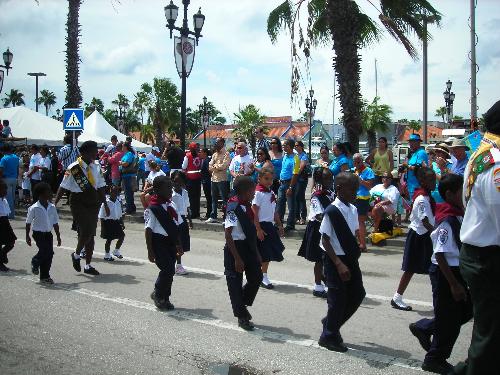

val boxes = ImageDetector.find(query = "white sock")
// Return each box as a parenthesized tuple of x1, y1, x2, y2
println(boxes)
(104, 252, 111, 258)
(84, 264, 91, 270)
(73, 252, 80, 260)
(393, 292, 403, 301)
(262, 273, 271, 284)
(314, 284, 325, 292)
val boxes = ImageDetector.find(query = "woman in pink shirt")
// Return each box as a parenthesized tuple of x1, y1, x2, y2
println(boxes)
(107, 142, 124, 186)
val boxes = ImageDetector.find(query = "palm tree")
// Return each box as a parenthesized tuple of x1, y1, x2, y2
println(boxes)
(36, 89, 57, 116)
(133, 91, 149, 125)
(233, 104, 267, 157)
(361, 96, 392, 151)
(65, 0, 83, 108)
(84, 97, 104, 117)
(435, 106, 446, 122)
(267, 0, 440, 152)
(2, 89, 25, 107)
(140, 124, 155, 144)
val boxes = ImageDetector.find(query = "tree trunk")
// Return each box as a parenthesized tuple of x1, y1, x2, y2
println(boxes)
(154, 101, 164, 151)
(367, 129, 377, 153)
(327, 0, 362, 153)
(65, 0, 83, 108)
(45, 105, 49, 116)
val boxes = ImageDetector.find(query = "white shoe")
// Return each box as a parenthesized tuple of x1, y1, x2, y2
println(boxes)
(175, 264, 188, 275)
(205, 217, 219, 224)
(112, 250, 123, 259)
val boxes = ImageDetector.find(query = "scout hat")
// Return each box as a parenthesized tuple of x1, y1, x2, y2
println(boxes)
(430, 143, 451, 159)
(408, 133, 422, 142)
(448, 138, 470, 151)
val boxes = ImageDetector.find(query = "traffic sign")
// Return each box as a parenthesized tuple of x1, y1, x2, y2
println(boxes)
(63, 108, 84, 130)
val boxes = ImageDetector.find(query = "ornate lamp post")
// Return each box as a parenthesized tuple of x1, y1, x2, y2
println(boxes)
(201, 96, 209, 148)
(0, 48, 13, 95)
(305, 87, 317, 162)
(27, 72, 47, 112)
(164, 0, 205, 150)
(443, 80, 456, 126)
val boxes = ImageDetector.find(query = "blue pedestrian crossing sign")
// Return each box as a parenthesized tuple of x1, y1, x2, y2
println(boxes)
(63, 108, 84, 131)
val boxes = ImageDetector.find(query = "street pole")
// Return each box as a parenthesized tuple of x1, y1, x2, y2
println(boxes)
(27, 72, 46, 113)
(422, 18, 428, 144)
(470, 0, 478, 123)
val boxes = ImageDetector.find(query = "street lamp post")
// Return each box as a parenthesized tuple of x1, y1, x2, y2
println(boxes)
(27, 72, 47, 112)
(305, 87, 317, 163)
(164, 0, 205, 151)
(201, 96, 209, 148)
(0, 48, 13, 75)
(443, 80, 456, 126)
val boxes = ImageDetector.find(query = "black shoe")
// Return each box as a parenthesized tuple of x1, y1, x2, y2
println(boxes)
(83, 266, 99, 275)
(40, 277, 54, 285)
(260, 282, 274, 290)
(409, 323, 431, 352)
(1, 253, 8, 264)
(0, 263, 9, 272)
(238, 318, 255, 331)
(155, 298, 175, 310)
(422, 359, 454, 374)
(318, 337, 348, 352)
(103, 256, 114, 262)
(71, 253, 81, 272)
(391, 298, 412, 311)
(313, 290, 328, 298)
(242, 307, 253, 321)
(31, 259, 39, 275)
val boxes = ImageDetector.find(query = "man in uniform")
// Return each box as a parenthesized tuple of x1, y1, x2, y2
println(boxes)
(55, 141, 109, 276)
(453, 100, 500, 375)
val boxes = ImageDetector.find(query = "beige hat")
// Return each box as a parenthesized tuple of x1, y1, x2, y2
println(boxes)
(429, 143, 451, 159)
(391, 170, 399, 179)
(448, 138, 470, 151)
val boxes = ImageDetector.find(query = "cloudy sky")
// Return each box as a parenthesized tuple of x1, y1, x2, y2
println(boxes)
(0, 0, 499, 124)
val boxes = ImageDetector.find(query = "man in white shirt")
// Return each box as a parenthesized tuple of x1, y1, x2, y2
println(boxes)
(27, 144, 42, 197)
(144, 146, 161, 176)
(229, 142, 254, 178)
(55, 141, 109, 276)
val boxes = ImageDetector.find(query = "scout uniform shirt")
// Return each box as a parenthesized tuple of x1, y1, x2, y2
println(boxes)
(98, 196, 124, 220)
(144, 202, 183, 237)
(60, 159, 106, 193)
(251, 189, 276, 223)
(225, 205, 248, 240)
(308, 191, 335, 222)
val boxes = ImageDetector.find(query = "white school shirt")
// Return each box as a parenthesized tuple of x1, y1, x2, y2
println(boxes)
(307, 191, 335, 222)
(171, 188, 190, 216)
(26, 201, 59, 232)
(319, 198, 359, 256)
(0, 198, 11, 217)
(229, 154, 253, 176)
(431, 218, 462, 267)
(224, 205, 248, 240)
(409, 195, 435, 235)
(98, 196, 124, 220)
(252, 190, 276, 223)
(59, 160, 106, 192)
(29, 153, 42, 180)
(146, 169, 166, 184)
(460, 147, 500, 247)
(369, 184, 400, 212)
(22, 172, 31, 190)
(144, 202, 182, 237)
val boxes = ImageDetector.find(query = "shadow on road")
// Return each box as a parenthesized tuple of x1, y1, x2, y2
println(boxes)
(255, 324, 312, 343)
(349, 341, 414, 362)
(183, 272, 221, 281)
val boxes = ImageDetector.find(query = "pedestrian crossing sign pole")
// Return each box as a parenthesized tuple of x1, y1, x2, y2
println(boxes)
(63, 108, 84, 148)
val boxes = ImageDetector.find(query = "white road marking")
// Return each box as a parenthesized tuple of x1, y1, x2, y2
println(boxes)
(7, 271, 424, 372)
(17, 240, 434, 308)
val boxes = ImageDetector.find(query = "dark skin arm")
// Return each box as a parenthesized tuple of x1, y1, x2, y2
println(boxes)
(422, 216, 434, 232)
(53, 224, 62, 246)
(54, 186, 67, 206)
(145, 228, 155, 263)
(225, 227, 244, 273)
(435, 253, 467, 302)
(322, 234, 351, 282)
(187, 207, 193, 229)
(286, 173, 299, 197)
(97, 187, 110, 216)
(25, 223, 32, 246)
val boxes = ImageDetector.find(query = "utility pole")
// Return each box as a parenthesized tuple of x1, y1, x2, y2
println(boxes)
(470, 0, 478, 124)
(27, 72, 47, 113)
(422, 18, 428, 144)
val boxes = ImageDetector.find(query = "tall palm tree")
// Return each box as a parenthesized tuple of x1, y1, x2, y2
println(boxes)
(361, 96, 393, 151)
(267, 0, 440, 152)
(140, 124, 155, 144)
(435, 106, 446, 122)
(133, 91, 149, 125)
(65, 0, 83, 108)
(233, 104, 267, 157)
(2, 89, 25, 107)
(36, 89, 57, 116)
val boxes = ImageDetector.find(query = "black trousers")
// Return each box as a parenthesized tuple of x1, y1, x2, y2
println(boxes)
(320, 253, 365, 341)
(31, 231, 54, 279)
(202, 181, 212, 218)
(453, 243, 500, 375)
(152, 233, 177, 300)
(224, 240, 263, 318)
(31, 179, 41, 202)
(186, 178, 201, 219)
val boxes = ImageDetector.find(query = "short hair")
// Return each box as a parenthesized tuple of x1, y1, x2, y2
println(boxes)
(3, 119, 9, 127)
(416, 166, 435, 183)
(33, 182, 52, 198)
(80, 141, 98, 154)
(438, 173, 464, 199)
(30, 144, 39, 152)
(171, 170, 187, 184)
(40, 144, 50, 154)
(484, 100, 500, 135)
(233, 176, 255, 195)
(335, 171, 358, 189)
(111, 135, 118, 141)
(63, 134, 73, 144)
(295, 140, 305, 148)
(320, 145, 329, 153)
(283, 139, 295, 149)
(342, 142, 353, 154)
(378, 136, 388, 143)
(333, 142, 347, 155)
(1, 143, 13, 153)
(123, 142, 134, 153)
(153, 175, 172, 193)
(258, 167, 273, 178)
(353, 153, 363, 161)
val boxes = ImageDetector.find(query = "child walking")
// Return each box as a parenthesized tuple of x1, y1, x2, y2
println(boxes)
(409, 174, 473, 374)
(0, 180, 16, 272)
(392, 167, 436, 311)
(26, 182, 61, 284)
(298, 167, 334, 298)
(145, 176, 182, 310)
(252, 167, 284, 289)
(171, 170, 192, 276)
(99, 184, 125, 261)
(318, 172, 366, 352)
(224, 176, 262, 331)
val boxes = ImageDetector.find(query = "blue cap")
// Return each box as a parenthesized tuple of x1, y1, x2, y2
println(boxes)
(408, 134, 422, 141)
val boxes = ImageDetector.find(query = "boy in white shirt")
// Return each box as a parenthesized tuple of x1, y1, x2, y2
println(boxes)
(98, 185, 125, 261)
(26, 182, 61, 284)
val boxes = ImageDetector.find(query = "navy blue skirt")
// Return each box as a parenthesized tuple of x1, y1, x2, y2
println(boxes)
(100, 219, 124, 240)
(298, 220, 323, 263)
(257, 222, 284, 262)
(178, 220, 190, 252)
(402, 228, 433, 274)
(0, 216, 16, 245)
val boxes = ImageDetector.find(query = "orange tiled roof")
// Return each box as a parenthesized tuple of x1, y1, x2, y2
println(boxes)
(400, 126, 443, 142)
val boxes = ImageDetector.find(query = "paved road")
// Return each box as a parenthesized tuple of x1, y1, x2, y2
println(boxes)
(0, 218, 472, 375)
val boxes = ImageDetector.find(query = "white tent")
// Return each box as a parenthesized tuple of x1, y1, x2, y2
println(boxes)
(85, 111, 151, 152)
(0, 106, 107, 146)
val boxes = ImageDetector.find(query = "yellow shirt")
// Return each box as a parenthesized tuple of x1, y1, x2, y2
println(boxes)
(373, 149, 391, 176)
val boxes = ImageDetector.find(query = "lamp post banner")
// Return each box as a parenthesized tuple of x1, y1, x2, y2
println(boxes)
(174, 36, 195, 78)
(0, 70, 4, 94)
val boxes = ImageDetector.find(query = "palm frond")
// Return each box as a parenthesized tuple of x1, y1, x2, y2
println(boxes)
(357, 13, 382, 47)
(379, 14, 418, 59)
(267, 1, 293, 43)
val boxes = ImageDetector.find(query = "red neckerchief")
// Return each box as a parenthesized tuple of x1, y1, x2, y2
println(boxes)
(435, 202, 464, 225)
(356, 164, 366, 174)
(312, 189, 329, 198)
(149, 194, 178, 221)
(255, 183, 276, 203)
(412, 188, 436, 215)
(228, 195, 254, 221)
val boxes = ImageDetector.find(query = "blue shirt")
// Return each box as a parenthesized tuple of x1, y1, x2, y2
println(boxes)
(138, 157, 146, 171)
(407, 148, 429, 191)
(329, 154, 349, 176)
(120, 152, 136, 177)
(347, 157, 354, 171)
(356, 166, 375, 198)
(271, 157, 282, 180)
(450, 157, 468, 176)
(280, 153, 300, 180)
(160, 159, 170, 174)
(0, 154, 20, 179)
